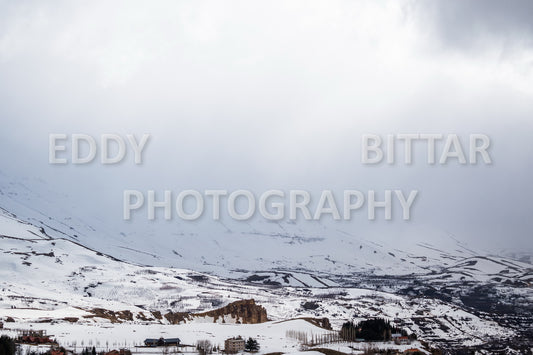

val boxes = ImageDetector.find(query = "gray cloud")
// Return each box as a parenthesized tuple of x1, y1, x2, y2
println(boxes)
(0, 1, 532, 257)
(414, 0, 533, 50)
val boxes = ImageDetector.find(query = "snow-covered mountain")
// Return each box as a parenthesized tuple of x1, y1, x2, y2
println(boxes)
(1, 175, 532, 353)
(1, 172, 525, 282)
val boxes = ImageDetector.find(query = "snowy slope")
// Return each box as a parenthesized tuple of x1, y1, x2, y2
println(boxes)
(0, 172, 519, 282)
(0, 209, 530, 351)
(0, 231, 516, 350)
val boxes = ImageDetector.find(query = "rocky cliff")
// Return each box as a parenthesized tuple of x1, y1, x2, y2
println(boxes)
(165, 299, 268, 324)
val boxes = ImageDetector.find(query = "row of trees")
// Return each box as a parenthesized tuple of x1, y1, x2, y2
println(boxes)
(340, 318, 413, 342)
(286, 330, 340, 346)
(287, 318, 418, 347)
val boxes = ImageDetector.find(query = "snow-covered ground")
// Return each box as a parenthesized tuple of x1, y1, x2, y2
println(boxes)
(0, 179, 531, 353)
(1, 320, 429, 355)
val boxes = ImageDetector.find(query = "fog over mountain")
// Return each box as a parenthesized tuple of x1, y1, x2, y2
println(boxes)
(0, 0, 532, 260)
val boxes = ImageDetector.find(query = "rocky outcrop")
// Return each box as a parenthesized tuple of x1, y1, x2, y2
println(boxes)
(164, 299, 268, 325)
(84, 299, 267, 325)
(164, 311, 190, 324)
(195, 299, 268, 324)
(150, 310, 162, 320)
(85, 308, 135, 323)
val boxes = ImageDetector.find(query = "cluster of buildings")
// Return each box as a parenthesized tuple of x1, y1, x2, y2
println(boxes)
(143, 336, 246, 353)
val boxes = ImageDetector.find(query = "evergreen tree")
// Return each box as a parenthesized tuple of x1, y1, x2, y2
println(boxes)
(244, 338, 259, 352)
(0, 336, 16, 355)
(340, 318, 407, 341)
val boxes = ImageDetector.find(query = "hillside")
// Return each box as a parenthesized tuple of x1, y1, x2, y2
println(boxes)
(0, 207, 532, 352)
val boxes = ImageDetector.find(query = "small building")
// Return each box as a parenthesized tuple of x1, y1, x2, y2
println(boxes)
(144, 338, 180, 347)
(394, 336, 411, 345)
(224, 337, 245, 354)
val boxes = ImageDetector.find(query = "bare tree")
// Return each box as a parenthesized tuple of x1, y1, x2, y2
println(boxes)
(197, 340, 213, 355)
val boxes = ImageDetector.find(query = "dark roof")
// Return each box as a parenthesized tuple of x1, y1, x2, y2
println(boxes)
(144, 338, 180, 344)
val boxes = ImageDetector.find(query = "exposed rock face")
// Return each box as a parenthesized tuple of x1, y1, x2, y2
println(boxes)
(164, 299, 268, 325)
(150, 311, 162, 320)
(84, 299, 267, 325)
(85, 308, 135, 323)
(195, 299, 268, 324)
(164, 311, 190, 324)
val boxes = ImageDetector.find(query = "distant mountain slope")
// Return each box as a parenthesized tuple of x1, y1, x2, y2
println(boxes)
(2, 172, 526, 282)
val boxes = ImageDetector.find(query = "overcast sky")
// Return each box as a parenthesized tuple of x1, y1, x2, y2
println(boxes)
(0, 0, 532, 252)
